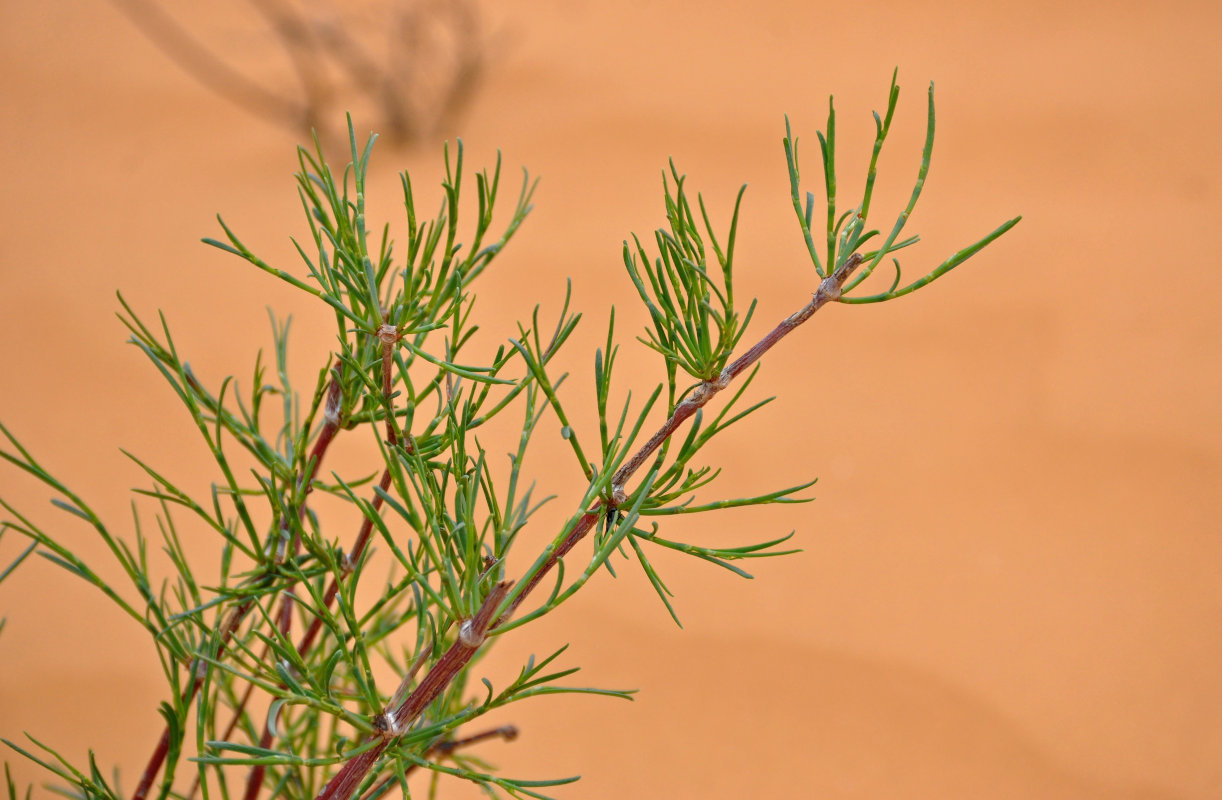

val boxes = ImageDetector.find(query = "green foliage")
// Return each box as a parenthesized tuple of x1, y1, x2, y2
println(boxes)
(0, 78, 1018, 800)
(622, 162, 753, 382)
(783, 69, 1021, 301)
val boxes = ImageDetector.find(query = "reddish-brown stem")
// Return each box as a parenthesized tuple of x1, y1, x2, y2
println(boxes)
(297, 326, 402, 655)
(393, 583, 509, 726)
(496, 510, 599, 625)
(298, 466, 392, 656)
(316, 743, 389, 800)
(317, 583, 511, 800)
(611, 256, 860, 490)
(238, 462, 394, 800)
(133, 368, 344, 800)
(300, 323, 405, 658)
(242, 334, 407, 800)
(311, 260, 862, 800)
(239, 570, 300, 800)
(134, 596, 256, 800)
(356, 725, 519, 800)
(434, 724, 520, 755)
(132, 729, 171, 800)
(185, 584, 297, 800)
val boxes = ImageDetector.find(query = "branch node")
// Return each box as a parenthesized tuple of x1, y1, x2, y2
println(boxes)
(372, 711, 402, 740)
(611, 485, 628, 506)
(376, 323, 399, 345)
(815, 274, 843, 303)
(689, 382, 714, 405)
(323, 374, 342, 427)
(458, 618, 486, 648)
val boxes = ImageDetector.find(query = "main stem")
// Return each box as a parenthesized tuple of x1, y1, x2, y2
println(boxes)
(355, 725, 519, 800)
(314, 257, 860, 800)
(317, 582, 512, 800)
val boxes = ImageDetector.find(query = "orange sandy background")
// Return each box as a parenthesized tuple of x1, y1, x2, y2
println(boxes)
(1, 2, 1219, 798)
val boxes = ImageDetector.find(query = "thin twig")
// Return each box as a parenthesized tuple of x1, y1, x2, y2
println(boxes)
(241, 327, 408, 800)
(298, 325, 413, 656)
(133, 368, 344, 800)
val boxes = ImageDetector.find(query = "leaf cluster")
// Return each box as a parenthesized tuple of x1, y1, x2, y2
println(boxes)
(784, 69, 1020, 302)
(623, 163, 754, 382)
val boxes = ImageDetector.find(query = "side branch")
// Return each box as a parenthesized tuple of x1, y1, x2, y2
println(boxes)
(310, 257, 861, 800)
(242, 329, 409, 800)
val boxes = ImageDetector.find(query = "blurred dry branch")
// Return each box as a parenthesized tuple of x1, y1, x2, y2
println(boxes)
(108, 0, 486, 147)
